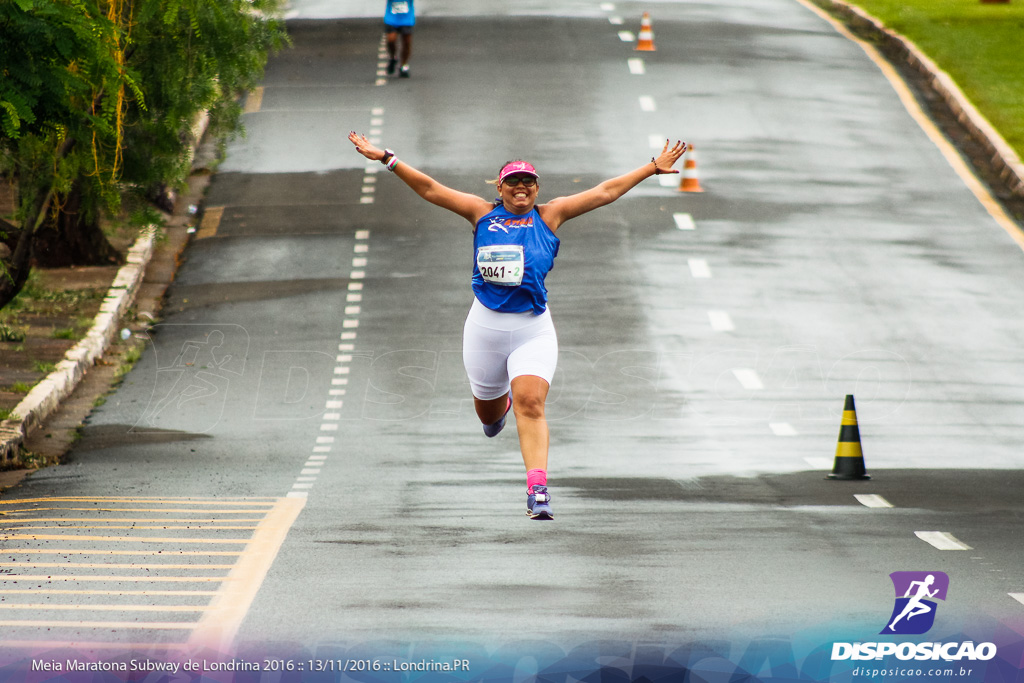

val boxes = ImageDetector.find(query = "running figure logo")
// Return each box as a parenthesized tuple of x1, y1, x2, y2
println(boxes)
(487, 218, 509, 234)
(881, 571, 949, 635)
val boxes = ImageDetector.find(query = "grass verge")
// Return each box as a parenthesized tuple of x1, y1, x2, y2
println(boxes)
(840, 0, 1024, 158)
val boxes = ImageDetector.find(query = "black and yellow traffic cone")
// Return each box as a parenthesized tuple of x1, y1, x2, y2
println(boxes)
(828, 394, 870, 480)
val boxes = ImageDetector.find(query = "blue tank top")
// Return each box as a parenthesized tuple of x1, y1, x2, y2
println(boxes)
(384, 0, 415, 26)
(472, 205, 560, 315)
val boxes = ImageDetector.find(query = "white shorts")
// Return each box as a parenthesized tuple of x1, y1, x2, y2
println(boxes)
(463, 298, 558, 400)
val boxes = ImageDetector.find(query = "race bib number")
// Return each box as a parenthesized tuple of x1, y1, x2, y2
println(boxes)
(391, 1, 409, 13)
(477, 245, 524, 287)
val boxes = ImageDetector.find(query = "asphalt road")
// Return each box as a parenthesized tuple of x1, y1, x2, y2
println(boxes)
(2, 0, 1024, 677)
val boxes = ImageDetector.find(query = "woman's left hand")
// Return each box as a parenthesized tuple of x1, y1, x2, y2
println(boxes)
(653, 139, 687, 174)
(348, 131, 385, 161)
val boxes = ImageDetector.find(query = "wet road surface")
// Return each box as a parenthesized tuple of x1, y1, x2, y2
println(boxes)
(2, 0, 1023, 668)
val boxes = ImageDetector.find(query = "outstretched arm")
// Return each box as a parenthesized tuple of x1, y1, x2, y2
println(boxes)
(348, 132, 493, 224)
(540, 139, 687, 231)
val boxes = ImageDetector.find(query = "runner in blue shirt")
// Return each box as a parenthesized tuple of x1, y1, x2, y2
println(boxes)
(348, 131, 686, 519)
(384, 0, 415, 77)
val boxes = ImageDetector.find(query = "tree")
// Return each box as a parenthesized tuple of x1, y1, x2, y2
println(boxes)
(1, 0, 131, 304)
(0, 0, 287, 307)
(120, 0, 288, 203)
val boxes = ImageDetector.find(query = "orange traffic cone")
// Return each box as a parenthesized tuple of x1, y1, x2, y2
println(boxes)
(678, 144, 704, 192)
(827, 395, 871, 480)
(636, 12, 656, 51)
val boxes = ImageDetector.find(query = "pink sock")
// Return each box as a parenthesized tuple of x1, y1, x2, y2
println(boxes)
(527, 468, 547, 492)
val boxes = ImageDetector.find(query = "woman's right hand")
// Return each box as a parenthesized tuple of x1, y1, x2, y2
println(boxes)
(348, 131, 384, 161)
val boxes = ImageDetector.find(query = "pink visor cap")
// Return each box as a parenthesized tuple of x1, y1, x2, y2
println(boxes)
(498, 161, 539, 184)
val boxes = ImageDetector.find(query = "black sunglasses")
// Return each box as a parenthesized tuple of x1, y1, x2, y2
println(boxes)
(502, 175, 537, 187)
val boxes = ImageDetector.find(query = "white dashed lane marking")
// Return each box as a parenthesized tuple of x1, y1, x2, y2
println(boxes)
(915, 531, 972, 551)
(673, 213, 695, 230)
(731, 368, 764, 391)
(375, 36, 387, 86)
(647, 15, 1020, 615)
(854, 494, 894, 509)
(769, 423, 798, 436)
(688, 258, 711, 278)
(291, 111, 377, 498)
(707, 310, 734, 331)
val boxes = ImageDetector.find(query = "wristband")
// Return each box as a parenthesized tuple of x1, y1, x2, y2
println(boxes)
(385, 155, 399, 171)
(381, 149, 395, 165)
(651, 157, 662, 175)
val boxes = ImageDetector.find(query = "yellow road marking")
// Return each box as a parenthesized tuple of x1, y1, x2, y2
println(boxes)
(0, 620, 196, 630)
(0, 589, 218, 596)
(0, 549, 241, 556)
(794, 0, 1024, 252)
(1, 534, 249, 544)
(243, 86, 264, 114)
(1, 575, 227, 582)
(1, 525, 259, 531)
(0, 495, 303, 649)
(3, 508, 275, 513)
(196, 206, 224, 240)
(0, 604, 211, 612)
(188, 495, 306, 650)
(0, 562, 233, 570)
(0, 640, 191, 650)
(2, 518, 264, 523)
(0, 497, 275, 504)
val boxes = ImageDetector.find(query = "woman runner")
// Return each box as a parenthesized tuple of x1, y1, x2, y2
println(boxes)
(347, 132, 686, 519)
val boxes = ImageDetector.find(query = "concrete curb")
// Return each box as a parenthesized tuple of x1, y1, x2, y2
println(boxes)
(0, 228, 157, 463)
(0, 107, 211, 467)
(819, 0, 1024, 197)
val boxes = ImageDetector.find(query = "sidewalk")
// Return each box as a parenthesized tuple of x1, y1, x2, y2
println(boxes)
(0, 130, 218, 471)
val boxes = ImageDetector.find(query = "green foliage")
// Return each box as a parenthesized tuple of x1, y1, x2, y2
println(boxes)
(32, 360, 56, 373)
(0, 1, 93, 139)
(0, 0, 135, 228)
(0, 323, 26, 342)
(841, 0, 1024, 159)
(6, 269, 101, 310)
(120, 0, 289, 197)
(0, 0, 288, 277)
(115, 340, 143, 378)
